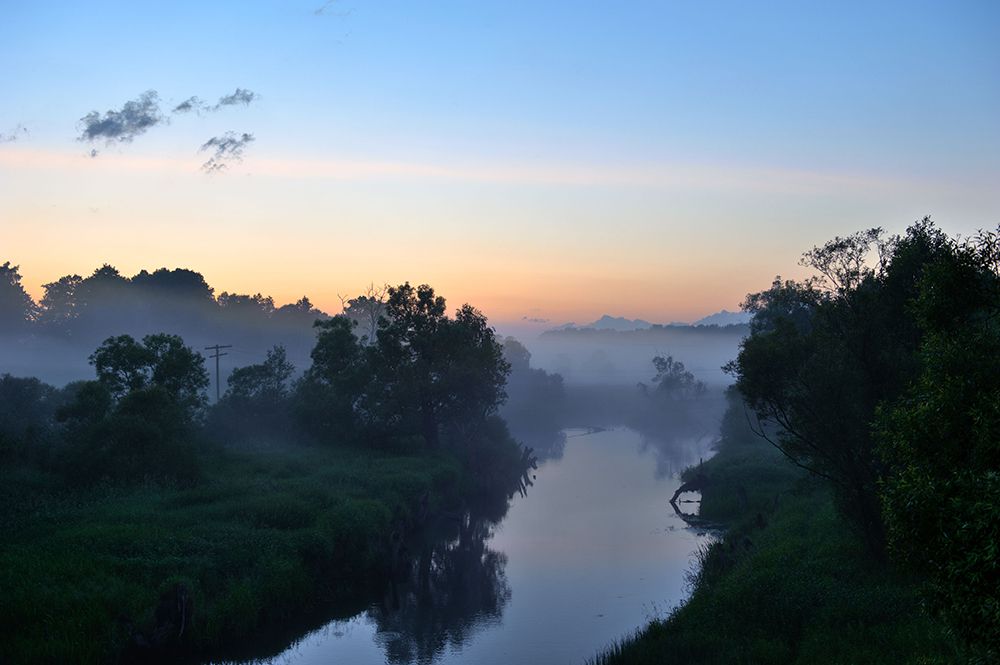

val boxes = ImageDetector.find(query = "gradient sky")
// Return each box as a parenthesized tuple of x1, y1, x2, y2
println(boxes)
(2, 1, 998, 327)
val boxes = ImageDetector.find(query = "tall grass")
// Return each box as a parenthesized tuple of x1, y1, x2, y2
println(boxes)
(0, 443, 461, 664)
(591, 438, 965, 665)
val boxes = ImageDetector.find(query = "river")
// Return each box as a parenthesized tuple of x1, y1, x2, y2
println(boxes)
(233, 427, 716, 665)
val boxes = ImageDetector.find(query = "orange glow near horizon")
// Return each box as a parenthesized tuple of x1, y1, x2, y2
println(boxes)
(3, 145, 993, 327)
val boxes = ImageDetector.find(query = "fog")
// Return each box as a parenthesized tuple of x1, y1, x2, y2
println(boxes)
(523, 324, 746, 388)
(0, 265, 326, 389)
(2, 263, 745, 397)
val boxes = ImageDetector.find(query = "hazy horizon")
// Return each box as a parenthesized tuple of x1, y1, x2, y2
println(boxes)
(3, 1, 998, 326)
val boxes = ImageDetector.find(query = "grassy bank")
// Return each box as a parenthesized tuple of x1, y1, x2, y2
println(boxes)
(593, 436, 966, 664)
(0, 443, 463, 664)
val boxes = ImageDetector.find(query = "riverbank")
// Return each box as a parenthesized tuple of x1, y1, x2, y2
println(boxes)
(0, 442, 468, 664)
(592, 434, 966, 664)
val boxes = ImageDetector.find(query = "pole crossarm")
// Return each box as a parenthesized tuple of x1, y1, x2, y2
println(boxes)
(204, 344, 233, 402)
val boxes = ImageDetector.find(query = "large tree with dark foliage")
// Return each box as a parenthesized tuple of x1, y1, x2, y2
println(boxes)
(298, 283, 511, 452)
(89, 333, 210, 421)
(727, 220, 953, 555)
(209, 345, 297, 443)
(58, 334, 210, 484)
(729, 218, 1000, 652)
(296, 316, 369, 439)
(0, 262, 37, 335)
(369, 283, 509, 449)
(875, 228, 1000, 653)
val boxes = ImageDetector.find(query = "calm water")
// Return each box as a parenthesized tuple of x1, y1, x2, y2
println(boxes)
(248, 428, 715, 665)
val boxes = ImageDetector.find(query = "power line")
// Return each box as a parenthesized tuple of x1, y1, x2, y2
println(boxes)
(204, 344, 232, 402)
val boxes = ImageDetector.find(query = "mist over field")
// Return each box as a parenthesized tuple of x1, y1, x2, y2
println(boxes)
(3, 2, 999, 664)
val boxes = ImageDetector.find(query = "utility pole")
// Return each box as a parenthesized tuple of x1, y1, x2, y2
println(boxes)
(204, 344, 232, 402)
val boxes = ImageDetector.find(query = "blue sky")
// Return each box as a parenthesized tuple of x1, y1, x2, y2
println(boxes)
(2, 1, 998, 323)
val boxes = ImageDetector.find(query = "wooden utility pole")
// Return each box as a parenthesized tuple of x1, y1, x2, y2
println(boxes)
(204, 344, 232, 402)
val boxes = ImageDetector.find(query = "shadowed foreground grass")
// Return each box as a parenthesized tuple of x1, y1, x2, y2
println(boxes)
(592, 440, 965, 665)
(0, 443, 461, 664)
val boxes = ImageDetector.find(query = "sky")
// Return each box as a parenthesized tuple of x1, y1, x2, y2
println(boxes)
(2, 0, 998, 328)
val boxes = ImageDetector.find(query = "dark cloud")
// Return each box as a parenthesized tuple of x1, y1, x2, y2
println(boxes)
(0, 123, 28, 143)
(89, 148, 99, 158)
(199, 131, 255, 173)
(215, 88, 257, 108)
(172, 96, 207, 114)
(522, 316, 550, 324)
(173, 89, 257, 113)
(78, 91, 165, 145)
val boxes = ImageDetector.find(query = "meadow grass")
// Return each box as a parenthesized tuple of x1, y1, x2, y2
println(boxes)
(592, 439, 965, 665)
(0, 443, 461, 664)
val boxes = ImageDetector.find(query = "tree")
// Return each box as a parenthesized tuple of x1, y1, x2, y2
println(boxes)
(210, 346, 297, 444)
(370, 283, 510, 449)
(727, 220, 953, 555)
(340, 283, 389, 345)
(89, 333, 209, 421)
(641, 355, 706, 400)
(0, 262, 38, 335)
(227, 345, 295, 402)
(38, 274, 82, 335)
(57, 334, 207, 485)
(876, 227, 1000, 652)
(499, 337, 566, 457)
(295, 316, 369, 439)
(0, 374, 60, 456)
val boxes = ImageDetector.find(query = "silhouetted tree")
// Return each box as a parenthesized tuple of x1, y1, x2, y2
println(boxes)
(89, 333, 209, 422)
(0, 262, 38, 335)
(499, 337, 566, 457)
(0, 374, 61, 459)
(640, 355, 706, 400)
(876, 227, 1000, 652)
(57, 334, 208, 485)
(340, 283, 389, 345)
(370, 283, 509, 449)
(295, 316, 369, 440)
(227, 345, 295, 401)
(727, 220, 953, 555)
(38, 274, 82, 335)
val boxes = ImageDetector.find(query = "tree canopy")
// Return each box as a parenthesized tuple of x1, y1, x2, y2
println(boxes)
(728, 219, 1000, 651)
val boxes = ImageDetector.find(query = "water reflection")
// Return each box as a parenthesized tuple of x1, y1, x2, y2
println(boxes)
(372, 512, 511, 664)
(253, 428, 717, 665)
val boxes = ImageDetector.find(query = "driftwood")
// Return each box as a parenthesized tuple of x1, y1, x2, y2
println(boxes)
(670, 471, 711, 505)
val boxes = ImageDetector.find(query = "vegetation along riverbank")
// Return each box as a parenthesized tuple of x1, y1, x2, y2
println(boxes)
(0, 282, 530, 664)
(596, 221, 999, 664)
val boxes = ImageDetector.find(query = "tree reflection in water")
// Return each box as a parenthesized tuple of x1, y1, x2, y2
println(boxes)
(369, 509, 511, 664)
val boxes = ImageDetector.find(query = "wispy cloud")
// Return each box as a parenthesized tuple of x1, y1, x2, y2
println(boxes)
(172, 89, 258, 114)
(78, 91, 165, 148)
(172, 96, 206, 114)
(0, 123, 28, 143)
(199, 132, 255, 173)
(215, 88, 257, 108)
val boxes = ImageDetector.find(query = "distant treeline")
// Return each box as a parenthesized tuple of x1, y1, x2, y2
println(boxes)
(541, 322, 749, 339)
(0, 263, 328, 384)
(0, 282, 528, 488)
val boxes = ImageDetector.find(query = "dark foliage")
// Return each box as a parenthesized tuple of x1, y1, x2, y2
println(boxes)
(875, 228, 1000, 653)
(499, 337, 566, 458)
(726, 220, 955, 555)
(0, 262, 37, 335)
(209, 345, 297, 444)
(56, 334, 210, 485)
